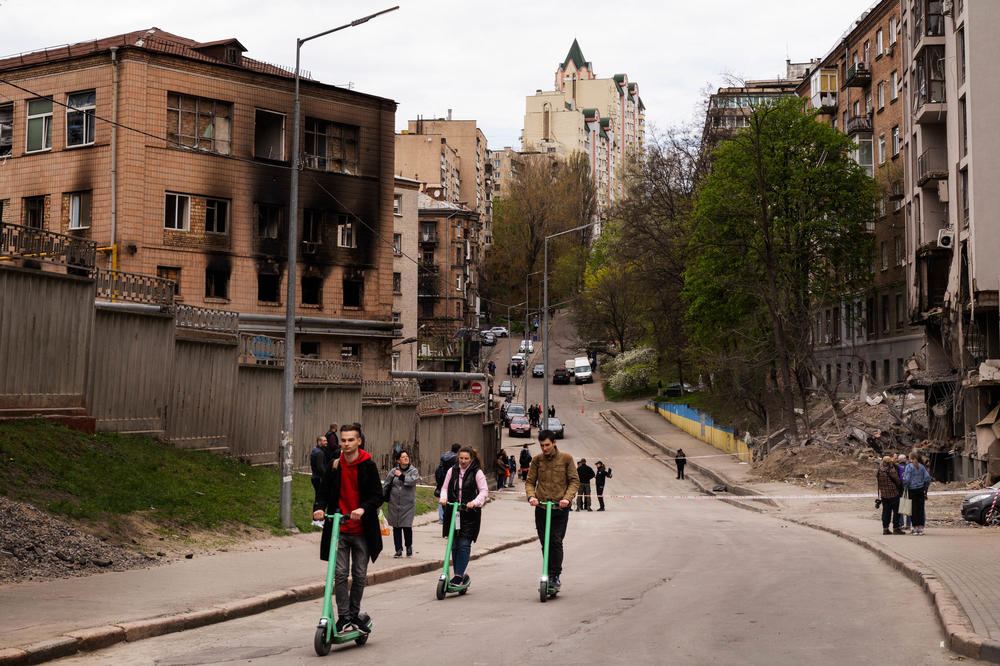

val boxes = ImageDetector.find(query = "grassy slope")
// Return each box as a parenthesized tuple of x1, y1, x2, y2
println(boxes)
(0, 420, 433, 537)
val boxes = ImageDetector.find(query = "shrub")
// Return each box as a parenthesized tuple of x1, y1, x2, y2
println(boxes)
(606, 346, 657, 394)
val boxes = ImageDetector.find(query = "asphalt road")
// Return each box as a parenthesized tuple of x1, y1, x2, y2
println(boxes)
(52, 318, 970, 664)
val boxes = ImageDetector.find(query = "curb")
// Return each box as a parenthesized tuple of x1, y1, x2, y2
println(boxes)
(604, 407, 1000, 664)
(0, 535, 538, 665)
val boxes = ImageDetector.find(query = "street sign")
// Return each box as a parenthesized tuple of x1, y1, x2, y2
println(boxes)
(470, 380, 483, 394)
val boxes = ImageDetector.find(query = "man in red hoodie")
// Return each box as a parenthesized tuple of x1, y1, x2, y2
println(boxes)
(313, 423, 384, 633)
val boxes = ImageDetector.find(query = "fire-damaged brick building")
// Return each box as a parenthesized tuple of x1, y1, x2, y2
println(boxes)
(0, 28, 400, 378)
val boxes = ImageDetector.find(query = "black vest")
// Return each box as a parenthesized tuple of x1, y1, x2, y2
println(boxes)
(443, 462, 483, 542)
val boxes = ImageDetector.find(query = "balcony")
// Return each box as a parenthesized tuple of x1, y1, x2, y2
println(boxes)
(419, 230, 438, 244)
(917, 148, 948, 186)
(845, 114, 873, 136)
(811, 91, 838, 113)
(845, 62, 872, 88)
(914, 82, 947, 125)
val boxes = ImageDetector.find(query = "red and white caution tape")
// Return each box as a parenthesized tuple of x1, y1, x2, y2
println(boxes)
(584, 490, 975, 501)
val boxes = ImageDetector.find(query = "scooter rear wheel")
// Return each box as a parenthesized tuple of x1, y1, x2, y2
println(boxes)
(458, 586, 468, 596)
(436, 579, 446, 600)
(539, 582, 547, 603)
(355, 634, 369, 646)
(314, 627, 332, 656)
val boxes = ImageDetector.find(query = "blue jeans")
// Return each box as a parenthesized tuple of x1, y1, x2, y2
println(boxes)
(438, 504, 444, 523)
(452, 536, 472, 576)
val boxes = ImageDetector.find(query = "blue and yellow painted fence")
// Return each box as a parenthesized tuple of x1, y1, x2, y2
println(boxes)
(646, 400, 751, 463)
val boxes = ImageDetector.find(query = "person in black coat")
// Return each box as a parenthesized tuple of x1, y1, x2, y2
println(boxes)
(576, 458, 596, 511)
(595, 461, 613, 511)
(323, 423, 340, 462)
(675, 449, 687, 480)
(312, 424, 383, 634)
(309, 435, 329, 525)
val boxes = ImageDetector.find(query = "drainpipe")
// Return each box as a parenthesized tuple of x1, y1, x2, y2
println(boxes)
(109, 46, 120, 271)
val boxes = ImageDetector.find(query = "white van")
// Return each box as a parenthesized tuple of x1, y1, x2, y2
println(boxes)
(564, 359, 575, 376)
(573, 356, 592, 384)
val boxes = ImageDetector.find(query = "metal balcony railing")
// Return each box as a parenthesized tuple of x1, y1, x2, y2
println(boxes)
(917, 148, 948, 185)
(845, 115, 873, 135)
(362, 379, 421, 401)
(419, 231, 438, 243)
(94, 268, 175, 306)
(295, 358, 363, 383)
(845, 62, 872, 87)
(175, 304, 239, 334)
(0, 222, 96, 270)
(239, 333, 284, 366)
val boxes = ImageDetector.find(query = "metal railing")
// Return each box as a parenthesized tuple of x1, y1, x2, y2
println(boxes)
(175, 304, 240, 333)
(362, 378, 421, 400)
(845, 115, 873, 135)
(295, 358, 363, 383)
(419, 231, 438, 243)
(94, 268, 175, 306)
(917, 148, 948, 184)
(238, 333, 285, 366)
(0, 223, 96, 270)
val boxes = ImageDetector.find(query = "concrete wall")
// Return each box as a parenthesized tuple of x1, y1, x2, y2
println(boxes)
(166, 336, 238, 449)
(361, 402, 420, 474)
(228, 365, 283, 465)
(294, 385, 363, 470)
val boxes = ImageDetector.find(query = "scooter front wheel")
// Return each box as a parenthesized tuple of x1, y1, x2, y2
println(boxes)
(539, 582, 547, 603)
(436, 579, 446, 600)
(314, 627, 332, 656)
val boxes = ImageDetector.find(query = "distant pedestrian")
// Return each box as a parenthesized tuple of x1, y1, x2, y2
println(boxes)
(519, 444, 532, 481)
(675, 449, 687, 480)
(896, 454, 910, 531)
(507, 363, 511, 376)
(903, 452, 931, 535)
(576, 458, 595, 511)
(439, 446, 489, 586)
(489, 361, 496, 375)
(324, 423, 341, 462)
(310, 436, 328, 526)
(548, 405, 555, 418)
(595, 461, 612, 511)
(507, 454, 517, 487)
(876, 456, 904, 535)
(435, 444, 461, 524)
(384, 449, 419, 557)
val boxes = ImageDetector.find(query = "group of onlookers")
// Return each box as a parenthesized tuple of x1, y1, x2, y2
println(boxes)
(876, 451, 933, 535)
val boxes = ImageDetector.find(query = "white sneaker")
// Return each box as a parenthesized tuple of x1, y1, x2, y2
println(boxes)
(311, 520, 324, 527)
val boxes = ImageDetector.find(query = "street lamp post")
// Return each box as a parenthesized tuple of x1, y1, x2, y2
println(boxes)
(524, 270, 542, 410)
(504, 300, 526, 393)
(542, 222, 598, 430)
(279, 6, 399, 529)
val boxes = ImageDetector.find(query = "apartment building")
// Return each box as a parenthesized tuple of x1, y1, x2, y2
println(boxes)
(522, 39, 644, 207)
(394, 131, 462, 205)
(0, 28, 400, 378)
(705, 67, 808, 149)
(392, 177, 421, 372)
(796, 0, 922, 396)
(416, 190, 481, 380)
(900, 0, 1000, 480)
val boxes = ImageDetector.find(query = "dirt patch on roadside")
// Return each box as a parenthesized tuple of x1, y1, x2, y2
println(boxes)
(751, 446, 878, 493)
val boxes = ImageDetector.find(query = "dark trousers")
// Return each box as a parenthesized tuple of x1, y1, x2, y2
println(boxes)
(880, 496, 899, 529)
(534, 505, 569, 577)
(392, 526, 412, 552)
(910, 490, 927, 527)
(676, 462, 686, 480)
(596, 485, 606, 510)
(311, 477, 322, 505)
(576, 482, 592, 510)
(334, 533, 368, 619)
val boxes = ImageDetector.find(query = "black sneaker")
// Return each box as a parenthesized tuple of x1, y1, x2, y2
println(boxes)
(353, 613, 372, 633)
(550, 575, 561, 590)
(335, 617, 355, 634)
(450, 575, 464, 585)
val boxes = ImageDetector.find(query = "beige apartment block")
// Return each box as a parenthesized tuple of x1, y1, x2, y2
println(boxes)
(392, 177, 421, 372)
(0, 28, 400, 378)
(394, 132, 462, 205)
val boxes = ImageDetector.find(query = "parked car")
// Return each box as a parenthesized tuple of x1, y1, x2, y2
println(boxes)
(508, 415, 532, 437)
(664, 382, 695, 397)
(481, 331, 496, 346)
(552, 367, 572, 384)
(501, 402, 525, 426)
(498, 380, 516, 397)
(961, 482, 1000, 525)
(519, 339, 535, 354)
(542, 417, 564, 439)
(532, 363, 545, 378)
(490, 326, 509, 338)
(511, 354, 526, 372)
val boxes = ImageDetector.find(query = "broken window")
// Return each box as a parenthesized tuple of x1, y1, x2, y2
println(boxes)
(66, 90, 96, 147)
(26, 98, 52, 152)
(205, 266, 230, 299)
(205, 198, 228, 234)
(393, 272, 402, 294)
(68, 191, 92, 229)
(23, 196, 45, 228)
(257, 273, 280, 302)
(337, 215, 356, 248)
(304, 118, 359, 174)
(165, 193, 190, 231)
(303, 209, 322, 244)
(157, 266, 181, 295)
(304, 118, 327, 169)
(254, 109, 285, 161)
(343, 275, 363, 308)
(0, 103, 13, 156)
(302, 275, 322, 305)
(257, 203, 281, 239)
(166, 92, 231, 155)
(300, 341, 320, 357)
(341, 343, 360, 360)
(421, 300, 435, 318)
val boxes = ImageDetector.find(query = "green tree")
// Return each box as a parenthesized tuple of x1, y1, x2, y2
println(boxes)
(685, 97, 877, 437)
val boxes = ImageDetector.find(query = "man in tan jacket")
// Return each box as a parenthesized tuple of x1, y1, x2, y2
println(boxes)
(525, 429, 579, 590)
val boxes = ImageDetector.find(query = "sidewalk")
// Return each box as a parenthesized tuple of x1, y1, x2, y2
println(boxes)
(608, 400, 1000, 664)
(0, 490, 537, 665)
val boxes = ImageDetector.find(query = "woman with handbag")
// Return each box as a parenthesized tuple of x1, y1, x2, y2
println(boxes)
(902, 451, 932, 535)
(876, 456, 904, 535)
(383, 450, 420, 557)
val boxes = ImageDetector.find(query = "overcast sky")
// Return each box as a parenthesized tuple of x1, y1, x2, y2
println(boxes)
(1, 0, 877, 150)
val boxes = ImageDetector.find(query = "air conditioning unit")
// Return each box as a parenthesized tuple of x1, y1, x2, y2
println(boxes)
(937, 228, 955, 248)
(885, 45, 894, 57)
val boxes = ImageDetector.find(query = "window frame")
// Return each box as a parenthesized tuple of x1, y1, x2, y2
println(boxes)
(337, 215, 356, 248)
(205, 197, 229, 234)
(257, 203, 282, 239)
(393, 233, 402, 256)
(65, 90, 96, 148)
(205, 265, 230, 300)
(26, 98, 53, 153)
(166, 92, 232, 155)
(392, 271, 402, 294)
(877, 82, 885, 109)
(890, 71, 899, 101)
(156, 266, 181, 295)
(24, 195, 45, 228)
(891, 126, 900, 156)
(164, 192, 191, 231)
(68, 191, 92, 230)
(393, 194, 403, 216)
(0, 102, 13, 156)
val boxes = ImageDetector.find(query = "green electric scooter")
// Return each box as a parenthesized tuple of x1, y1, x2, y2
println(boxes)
(314, 513, 373, 656)
(436, 501, 472, 599)
(538, 501, 559, 602)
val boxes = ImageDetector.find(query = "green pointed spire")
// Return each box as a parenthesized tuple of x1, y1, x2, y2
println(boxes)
(562, 39, 589, 71)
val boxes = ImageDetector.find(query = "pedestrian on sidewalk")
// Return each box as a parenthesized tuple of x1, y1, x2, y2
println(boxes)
(576, 459, 595, 511)
(903, 452, 931, 535)
(496, 450, 510, 490)
(896, 454, 911, 532)
(384, 449, 419, 557)
(595, 461, 612, 511)
(435, 444, 461, 524)
(519, 444, 532, 481)
(548, 405, 555, 418)
(312, 423, 383, 635)
(525, 430, 579, 592)
(876, 455, 904, 535)
(675, 449, 687, 480)
(507, 455, 517, 487)
(324, 423, 340, 462)
(310, 436, 329, 527)
(439, 446, 489, 586)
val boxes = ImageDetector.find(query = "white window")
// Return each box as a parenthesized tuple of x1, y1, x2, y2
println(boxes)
(878, 134, 886, 164)
(456, 274, 462, 291)
(164, 192, 190, 230)
(892, 126, 900, 156)
(880, 241, 888, 271)
(890, 71, 898, 100)
(393, 194, 402, 216)
(26, 98, 52, 152)
(393, 233, 402, 255)
(889, 17, 897, 45)
(876, 29, 884, 56)
(66, 90, 95, 147)
(68, 191, 91, 229)
(877, 82, 885, 109)
(455, 221, 462, 239)
(205, 198, 228, 234)
(337, 215, 356, 248)
(0, 103, 11, 156)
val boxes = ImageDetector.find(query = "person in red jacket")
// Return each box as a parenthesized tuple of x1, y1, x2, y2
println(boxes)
(313, 423, 383, 634)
